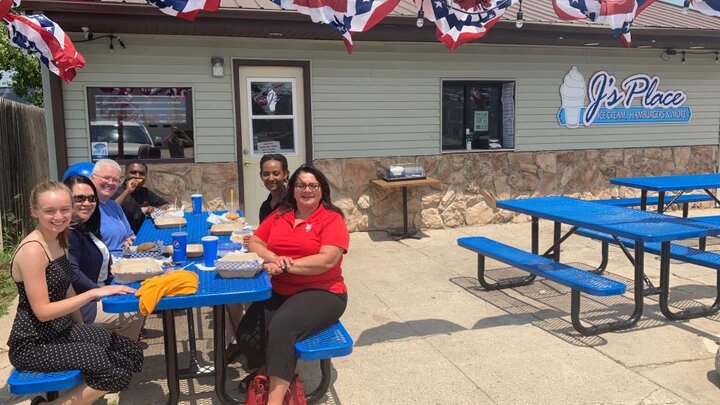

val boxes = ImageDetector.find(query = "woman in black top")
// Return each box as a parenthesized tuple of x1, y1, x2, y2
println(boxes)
(258, 154, 289, 223)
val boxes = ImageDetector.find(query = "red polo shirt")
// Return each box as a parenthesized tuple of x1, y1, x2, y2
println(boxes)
(254, 204, 349, 296)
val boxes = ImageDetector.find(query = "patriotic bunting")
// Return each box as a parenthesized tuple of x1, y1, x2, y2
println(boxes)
(0, 0, 19, 19)
(146, 0, 220, 21)
(3, 13, 85, 82)
(416, 0, 517, 51)
(270, 0, 400, 53)
(551, 0, 656, 47)
(690, 0, 720, 16)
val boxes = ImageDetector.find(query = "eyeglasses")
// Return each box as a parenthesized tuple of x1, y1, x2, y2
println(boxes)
(93, 174, 121, 184)
(73, 194, 97, 204)
(294, 183, 320, 191)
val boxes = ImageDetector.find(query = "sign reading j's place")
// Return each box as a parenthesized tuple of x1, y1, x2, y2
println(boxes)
(558, 66, 691, 128)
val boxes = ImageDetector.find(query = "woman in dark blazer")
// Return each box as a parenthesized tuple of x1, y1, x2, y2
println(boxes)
(65, 175, 144, 340)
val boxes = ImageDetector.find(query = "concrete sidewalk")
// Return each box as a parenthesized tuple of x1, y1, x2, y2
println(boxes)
(2, 214, 720, 404)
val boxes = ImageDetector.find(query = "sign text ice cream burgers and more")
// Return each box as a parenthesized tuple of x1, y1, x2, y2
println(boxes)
(558, 66, 692, 128)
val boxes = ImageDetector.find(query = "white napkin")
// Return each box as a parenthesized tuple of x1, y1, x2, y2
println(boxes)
(195, 263, 216, 271)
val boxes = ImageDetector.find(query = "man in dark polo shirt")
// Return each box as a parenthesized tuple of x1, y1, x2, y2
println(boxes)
(113, 160, 169, 234)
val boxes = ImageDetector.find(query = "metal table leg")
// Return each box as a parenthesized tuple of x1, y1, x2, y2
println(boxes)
(388, 186, 421, 240)
(213, 305, 238, 404)
(179, 308, 215, 379)
(571, 242, 644, 335)
(658, 242, 720, 320)
(162, 310, 180, 405)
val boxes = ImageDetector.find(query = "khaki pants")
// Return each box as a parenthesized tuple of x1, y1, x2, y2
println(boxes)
(93, 301, 145, 341)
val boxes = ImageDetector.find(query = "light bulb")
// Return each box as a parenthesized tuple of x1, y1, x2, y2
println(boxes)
(681, 52, 686, 64)
(715, 53, 719, 64)
(516, 11, 524, 28)
(682, 0, 690, 14)
(416, 9, 424, 28)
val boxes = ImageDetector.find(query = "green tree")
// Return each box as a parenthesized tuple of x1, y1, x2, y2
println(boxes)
(0, 21, 43, 107)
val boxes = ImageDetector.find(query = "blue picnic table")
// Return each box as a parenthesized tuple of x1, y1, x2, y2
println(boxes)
(109, 210, 259, 405)
(610, 173, 720, 213)
(135, 211, 238, 246)
(103, 261, 271, 405)
(496, 196, 720, 332)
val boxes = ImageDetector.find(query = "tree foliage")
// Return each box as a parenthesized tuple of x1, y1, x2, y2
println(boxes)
(0, 20, 43, 107)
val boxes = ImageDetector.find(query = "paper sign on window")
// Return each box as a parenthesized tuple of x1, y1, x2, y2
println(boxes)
(474, 111, 489, 132)
(91, 142, 108, 161)
(257, 141, 281, 154)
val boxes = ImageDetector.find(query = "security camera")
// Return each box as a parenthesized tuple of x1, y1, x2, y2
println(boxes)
(81, 26, 93, 40)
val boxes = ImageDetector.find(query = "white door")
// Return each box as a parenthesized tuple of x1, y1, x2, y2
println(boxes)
(237, 66, 306, 226)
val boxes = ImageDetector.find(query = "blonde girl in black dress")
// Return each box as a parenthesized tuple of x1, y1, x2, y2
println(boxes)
(7, 182, 143, 405)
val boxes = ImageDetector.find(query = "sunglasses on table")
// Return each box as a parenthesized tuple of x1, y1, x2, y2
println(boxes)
(73, 195, 98, 203)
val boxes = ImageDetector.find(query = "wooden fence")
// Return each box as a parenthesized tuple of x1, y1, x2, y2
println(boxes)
(0, 98, 48, 250)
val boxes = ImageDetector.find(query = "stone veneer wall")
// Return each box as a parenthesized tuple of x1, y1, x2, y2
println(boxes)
(141, 147, 718, 232)
(314, 146, 718, 232)
(140, 162, 238, 211)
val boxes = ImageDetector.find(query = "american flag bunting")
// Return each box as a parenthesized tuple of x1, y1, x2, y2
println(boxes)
(146, 0, 221, 21)
(3, 13, 86, 82)
(416, 0, 517, 51)
(689, 0, 720, 16)
(552, 0, 656, 47)
(271, 0, 401, 53)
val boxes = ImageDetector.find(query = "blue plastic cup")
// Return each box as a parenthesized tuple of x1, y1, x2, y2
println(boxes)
(201, 236, 219, 268)
(191, 194, 203, 214)
(171, 232, 188, 262)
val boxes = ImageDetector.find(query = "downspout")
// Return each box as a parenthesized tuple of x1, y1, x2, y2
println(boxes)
(41, 65, 58, 180)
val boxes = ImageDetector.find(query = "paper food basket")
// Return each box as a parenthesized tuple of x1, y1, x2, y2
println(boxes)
(216, 252, 264, 278)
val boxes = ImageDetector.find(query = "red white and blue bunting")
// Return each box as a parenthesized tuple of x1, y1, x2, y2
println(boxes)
(1, 0, 86, 82)
(689, 0, 720, 16)
(551, 0, 657, 47)
(416, 0, 517, 51)
(146, 0, 221, 21)
(270, 0, 401, 54)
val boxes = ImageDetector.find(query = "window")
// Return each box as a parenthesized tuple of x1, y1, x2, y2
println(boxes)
(442, 81, 515, 151)
(247, 80, 297, 155)
(86, 87, 194, 161)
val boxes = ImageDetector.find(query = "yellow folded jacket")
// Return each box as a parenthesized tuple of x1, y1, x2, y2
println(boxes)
(134, 270, 199, 316)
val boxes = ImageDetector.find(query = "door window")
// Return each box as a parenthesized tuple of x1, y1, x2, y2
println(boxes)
(247, 80, 297, 156)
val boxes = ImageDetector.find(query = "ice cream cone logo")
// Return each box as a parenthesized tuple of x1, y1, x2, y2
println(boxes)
(560, 66, 586, 128)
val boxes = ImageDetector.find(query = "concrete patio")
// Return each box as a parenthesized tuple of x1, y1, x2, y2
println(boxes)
(2, 210, 720, 404)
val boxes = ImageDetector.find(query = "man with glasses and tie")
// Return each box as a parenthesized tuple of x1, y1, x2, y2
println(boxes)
(91, 159, 135, 256)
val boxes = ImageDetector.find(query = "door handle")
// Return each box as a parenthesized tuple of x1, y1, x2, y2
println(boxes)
(244, 161, 251, 168)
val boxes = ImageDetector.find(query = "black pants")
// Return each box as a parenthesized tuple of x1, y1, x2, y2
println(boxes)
(235, 289, 347, 381)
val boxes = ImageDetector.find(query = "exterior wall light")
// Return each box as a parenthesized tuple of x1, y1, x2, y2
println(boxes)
(211, 57, 224, 78)
(516, 0, 524, 28)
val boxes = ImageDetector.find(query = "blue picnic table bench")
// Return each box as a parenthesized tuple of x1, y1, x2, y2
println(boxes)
(8, 321, 353, 404)
(458, 237, 626, 335)
(467, 196, 720, 335)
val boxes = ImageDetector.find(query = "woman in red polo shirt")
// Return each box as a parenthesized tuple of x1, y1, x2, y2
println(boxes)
(238, 164, 349, 404)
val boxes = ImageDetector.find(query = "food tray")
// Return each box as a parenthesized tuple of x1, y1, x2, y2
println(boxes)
(167, 243, 203, 258)
(210, 222, 244, 235)
(154, 217, 187, 229)
(112, 258, 163, 283)
(216, 252, 264, 278)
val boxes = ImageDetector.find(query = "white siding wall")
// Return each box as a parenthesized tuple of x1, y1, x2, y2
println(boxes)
(63, 35, 720, 163)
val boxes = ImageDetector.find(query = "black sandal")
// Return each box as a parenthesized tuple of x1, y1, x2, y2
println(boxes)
(238, 369, 259, 393)
(30, 396, 47, 405)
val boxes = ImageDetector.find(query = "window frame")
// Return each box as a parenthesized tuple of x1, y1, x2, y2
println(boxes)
(85, 85, 196, 164)
(440, 79, 515, 153)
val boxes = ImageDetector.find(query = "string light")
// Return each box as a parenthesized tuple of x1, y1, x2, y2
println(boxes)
(682, 0, 690, 15)
(681, 51, 686, 64)
(416, 9, 424, 28)
(716, 52, 719, 64)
